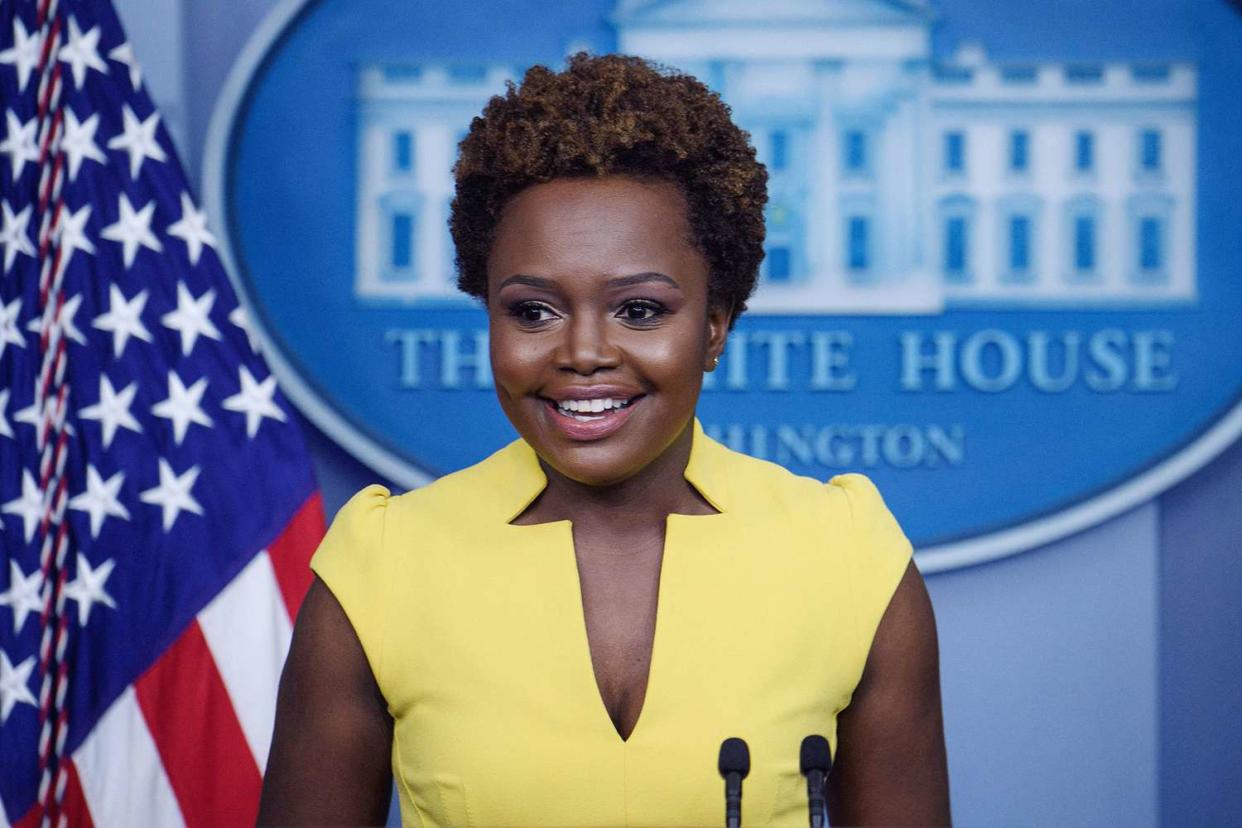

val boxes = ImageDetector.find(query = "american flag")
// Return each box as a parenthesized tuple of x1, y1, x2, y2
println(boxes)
(0, 0, 324, 825)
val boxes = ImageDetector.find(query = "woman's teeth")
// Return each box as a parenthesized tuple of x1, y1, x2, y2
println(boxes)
(554, 398, 632, 420)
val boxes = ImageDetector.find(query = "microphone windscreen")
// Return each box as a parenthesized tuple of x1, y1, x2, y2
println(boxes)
(718, 737, 751, 778)
(800, 734, 832, 775)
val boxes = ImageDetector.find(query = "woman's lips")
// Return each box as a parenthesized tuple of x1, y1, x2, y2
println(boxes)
(541, 395, 644, 441)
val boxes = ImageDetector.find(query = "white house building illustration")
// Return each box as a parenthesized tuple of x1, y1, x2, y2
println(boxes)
(353, 0, 1197, 313)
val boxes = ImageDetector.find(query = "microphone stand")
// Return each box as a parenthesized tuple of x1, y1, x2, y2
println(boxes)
(718, 737, 751, 828)
(800, 735, 832, 828)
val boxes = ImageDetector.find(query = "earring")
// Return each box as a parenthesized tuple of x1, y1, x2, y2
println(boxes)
(712, 356, 720, 368)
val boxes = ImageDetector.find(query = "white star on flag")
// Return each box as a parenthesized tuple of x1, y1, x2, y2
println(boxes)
(167, 192, 216, 264)
(0, 388, 13, 439)
(1, 296, 27, 360)
(93, 285, 152, 357)
(0, 109, 38, 180)
(79, 374, 143, 450)
(139, 459, 204, 532)
(69, 466, 131, 539)
(58, 16, 108, 89)
(162, 283, 222, 356)
(64, 555, 118, 626)
(101, 192, 162, 268)
(0, 17, 42, 93)
(0, 650, 37, 724)
(8, 399, 73, 443)
(228, 305, 261, 353)
(108, 41, 142, 89)
(26, 292, 87, 346)
(0, 199, 34, 273)
(2, 469, 44, 544)
(61, 109, 108, 181)
(0, 560, 44, 634)
(12, 400, 42, 431)
(223, 366, 287, 438)
(106, 104, 167, 179)
(167, 192, 217, 266)
(152, 371, 213, 445)
(54, 202, 97, 263)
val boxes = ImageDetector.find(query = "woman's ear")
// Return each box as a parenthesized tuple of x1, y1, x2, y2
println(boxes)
(704, 303, 733, 372)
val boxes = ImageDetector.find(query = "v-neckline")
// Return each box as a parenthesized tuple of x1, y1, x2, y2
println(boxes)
(566, 514, 671, 743)
(530, 508, 726, 746)
(498, 418, 731, 746)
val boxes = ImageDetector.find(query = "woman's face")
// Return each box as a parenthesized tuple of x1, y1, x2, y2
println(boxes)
(486, 175, 730, 487)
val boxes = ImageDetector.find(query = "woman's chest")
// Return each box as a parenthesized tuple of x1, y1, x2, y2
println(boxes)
(381, 515, 864, 827)
(573, 529, 665, 741)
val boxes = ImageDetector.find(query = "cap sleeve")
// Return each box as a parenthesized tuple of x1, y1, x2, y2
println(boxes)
(826, 473, 914, 659)
(310, 484, 391, 680)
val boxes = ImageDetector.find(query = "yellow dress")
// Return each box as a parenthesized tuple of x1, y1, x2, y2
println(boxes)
(311, 418, 912, 827)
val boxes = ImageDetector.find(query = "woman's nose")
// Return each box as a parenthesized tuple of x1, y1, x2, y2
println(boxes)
(558, 314, 621, 375)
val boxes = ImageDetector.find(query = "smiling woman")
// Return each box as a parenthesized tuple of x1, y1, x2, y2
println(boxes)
(487, 177, 727, 489)
(258, 54, 950, 827)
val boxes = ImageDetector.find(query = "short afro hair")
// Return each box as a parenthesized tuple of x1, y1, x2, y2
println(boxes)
(450, 52, 768, 323)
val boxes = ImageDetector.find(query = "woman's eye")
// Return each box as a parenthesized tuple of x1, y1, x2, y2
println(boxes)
(618, 301, 663, 322)
(510, 302, 557, 324)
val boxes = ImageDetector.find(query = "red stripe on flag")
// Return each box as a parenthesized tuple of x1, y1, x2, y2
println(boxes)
(59, 760, 95, 828)
(12, 760, 94, 828)
(134, 621, 261, 828)
(267, 491, 325, 620)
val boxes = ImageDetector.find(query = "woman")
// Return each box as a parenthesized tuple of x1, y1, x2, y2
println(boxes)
(259, 54, 950, 826)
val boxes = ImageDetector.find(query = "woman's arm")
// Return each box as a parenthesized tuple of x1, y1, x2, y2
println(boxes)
(827, 561, 951, 826)
(257, 577, 394, 825)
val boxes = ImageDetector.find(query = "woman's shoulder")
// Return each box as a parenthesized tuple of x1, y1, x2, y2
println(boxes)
(397, 438, 534, 522)
(702, 433, 890, 516)
(705, 434, 908, 556)
(823, 472, 898, 523)
(330, 437, 532, 532)
(319, 484, 391, 548)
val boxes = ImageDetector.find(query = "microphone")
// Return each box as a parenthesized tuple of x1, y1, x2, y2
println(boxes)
(799, 735, 832, 828)
(718, 737, 750, 828)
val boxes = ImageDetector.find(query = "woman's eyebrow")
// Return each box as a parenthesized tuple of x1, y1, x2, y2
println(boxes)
(497, 274, 556, 291)
(496, 272, 681, 291)
(608, 271, 681, 290)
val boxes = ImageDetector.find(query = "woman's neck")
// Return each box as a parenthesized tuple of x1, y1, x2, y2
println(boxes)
(519, 420, 717, 534)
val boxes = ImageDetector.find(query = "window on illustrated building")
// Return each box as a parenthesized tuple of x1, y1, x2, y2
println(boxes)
(770, 130, 789, 171)
(767, 246, 791, 282)
(944, 131, 965, 175)
(1065, 196, 1102, 282)
(843, 129, 868, 175)
(944, 216, 969, 282)
(1075, 215, 1096, 272)
(938, 195, 976, 285)
(847, 215, 869, 273)
(1127, 193, 1172, 284)
(1075, 131, 1094, 174)
(391, 213, 413, 270)
(1140, 217, 1163, 272)
(1139, 128, 1163, 174)
(1009, 129, 1030, 173)
(998, 194, 1041, 284)
(379, 191, 422, 283)
(1009, 215, 1031, 272)
(393, 131, 413, 174)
